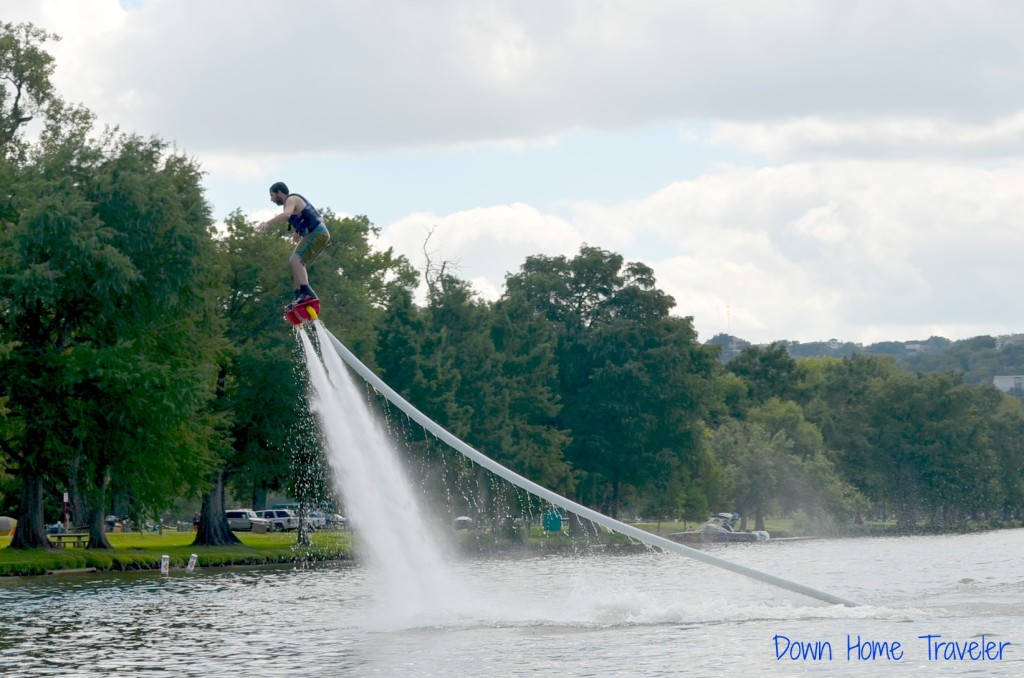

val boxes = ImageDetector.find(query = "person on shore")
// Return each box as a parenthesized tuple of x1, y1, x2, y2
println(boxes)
(256, 182, 331, 309)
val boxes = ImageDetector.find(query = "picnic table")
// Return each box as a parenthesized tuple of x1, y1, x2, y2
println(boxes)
(48, 533, 89, 548)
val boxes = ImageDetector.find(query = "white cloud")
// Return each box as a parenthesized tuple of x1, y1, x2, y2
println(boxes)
(199, 152, 291, 182)
(379, 203, 583, 300)
(5, 1, 129, 97)
(9, 1, 1024, 156)
(9, 1, 1024, 345)
(713, 113, 1024, 160)
(787, 201, 848, 244)
(380, 160, 1024, 343)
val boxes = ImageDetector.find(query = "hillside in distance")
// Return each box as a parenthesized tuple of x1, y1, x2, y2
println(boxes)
(707, 333, 1024, 387)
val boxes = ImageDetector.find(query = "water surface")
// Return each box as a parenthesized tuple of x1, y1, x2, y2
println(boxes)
(1, 529, 1021, 677)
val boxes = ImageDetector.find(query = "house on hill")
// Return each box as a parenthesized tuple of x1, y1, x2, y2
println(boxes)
(993, 375, 1024, 397)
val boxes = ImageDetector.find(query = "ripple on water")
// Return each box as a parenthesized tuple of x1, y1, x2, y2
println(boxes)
(0, 533, 1022, 677)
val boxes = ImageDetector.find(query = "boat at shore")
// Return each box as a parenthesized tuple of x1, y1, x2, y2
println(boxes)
(668, 513, 770, 544)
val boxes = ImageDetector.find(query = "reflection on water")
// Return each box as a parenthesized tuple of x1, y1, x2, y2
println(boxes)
(1, 530, 1022, 677)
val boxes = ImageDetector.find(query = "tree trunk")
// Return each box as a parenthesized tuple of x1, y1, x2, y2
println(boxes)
(567, 511, 600, 538)
(86, 503, 113, 549)
(477, 466, 492, 530)
(10, 475, 54, 549)
(192, 469, 241, 546)
(895, 502, 916, 531)
(86, 469, 113, 549)
(737, 506, 748, 531)
(894, 463, 917, 531)
(755, 509, 766, 532)
(251, 484, 267, 511)
(296, 502, 311, 546)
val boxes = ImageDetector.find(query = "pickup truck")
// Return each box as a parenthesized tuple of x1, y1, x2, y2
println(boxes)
(224, 509, 271, 532)
(254, 509, 300, 532)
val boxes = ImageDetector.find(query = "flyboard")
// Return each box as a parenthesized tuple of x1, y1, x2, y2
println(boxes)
(300, 316, 861, 608)
(284, 299, 321, 327)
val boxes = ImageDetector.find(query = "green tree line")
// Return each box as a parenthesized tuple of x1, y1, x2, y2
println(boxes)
(2, 23, 1021, 552)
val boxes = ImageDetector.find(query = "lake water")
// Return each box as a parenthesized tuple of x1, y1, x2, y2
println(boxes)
(1, 529, 1021, 677)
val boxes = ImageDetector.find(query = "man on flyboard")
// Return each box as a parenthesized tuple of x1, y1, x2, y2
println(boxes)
(256, 181, 331, 313)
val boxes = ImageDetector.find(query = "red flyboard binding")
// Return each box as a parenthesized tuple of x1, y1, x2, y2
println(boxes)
(284, 299, 321, 327)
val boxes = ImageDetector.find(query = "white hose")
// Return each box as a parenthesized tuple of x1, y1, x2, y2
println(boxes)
(322, 326, 861, 608)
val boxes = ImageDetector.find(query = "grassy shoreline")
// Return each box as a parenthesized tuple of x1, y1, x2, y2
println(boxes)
(0, 530, 353, 576)
(4, 518, 1019, 577)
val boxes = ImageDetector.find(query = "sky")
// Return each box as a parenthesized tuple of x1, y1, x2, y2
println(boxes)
(7, 0, 1024, 345)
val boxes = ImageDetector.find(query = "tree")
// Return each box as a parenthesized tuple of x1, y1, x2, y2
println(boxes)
(746, 398, 860, 527)
(197, 209, 310, 546)
(0, 22, 60, 152)
(641, 447, 687, 529)
(907, 376, 1000, 525)
(375, 269, 572, 527)
(728, 342, 799, 406)
(708, 420, 791, 531)
(0, 123, 226, 549)
(490, 294, 573, 493)
(503, 245, 719, 517)
(794, 354, 1015, 529)
(203, 208, 415, 545)
(207, 210, 299, 538)
(988, 395, 1024, 519)
(1, 125, 121, 548)
(793, 354, 898, 495)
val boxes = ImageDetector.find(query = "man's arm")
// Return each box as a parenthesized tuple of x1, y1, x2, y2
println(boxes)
(256, 195, 304, 233)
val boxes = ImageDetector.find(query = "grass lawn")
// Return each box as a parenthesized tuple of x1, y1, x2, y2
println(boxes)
(0, 529, 352, 576)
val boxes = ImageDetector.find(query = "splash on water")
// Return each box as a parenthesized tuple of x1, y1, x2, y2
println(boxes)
(299, 325, 473, 627)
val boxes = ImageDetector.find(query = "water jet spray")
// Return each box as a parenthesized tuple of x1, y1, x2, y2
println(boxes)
(321, 325, 861, 608)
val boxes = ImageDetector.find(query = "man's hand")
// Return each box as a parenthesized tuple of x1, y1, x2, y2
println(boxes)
(256, 214, 286, 233)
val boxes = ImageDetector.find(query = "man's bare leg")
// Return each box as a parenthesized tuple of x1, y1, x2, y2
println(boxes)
(289, 253, 308, 288)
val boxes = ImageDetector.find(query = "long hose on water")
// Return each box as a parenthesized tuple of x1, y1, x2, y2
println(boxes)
(321, 325, 861, 608)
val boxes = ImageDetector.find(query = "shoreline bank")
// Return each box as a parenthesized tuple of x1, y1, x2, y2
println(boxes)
(0, 531, 353, 577)
(3, 520, 1020, 577)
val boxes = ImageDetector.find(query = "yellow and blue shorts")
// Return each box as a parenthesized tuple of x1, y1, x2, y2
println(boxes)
(294, 225, 330, 265)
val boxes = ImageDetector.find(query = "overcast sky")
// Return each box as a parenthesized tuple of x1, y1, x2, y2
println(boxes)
(8, 0, 1024, 344)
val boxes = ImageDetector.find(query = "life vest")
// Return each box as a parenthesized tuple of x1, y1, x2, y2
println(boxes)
(286, 194, 324, 236)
